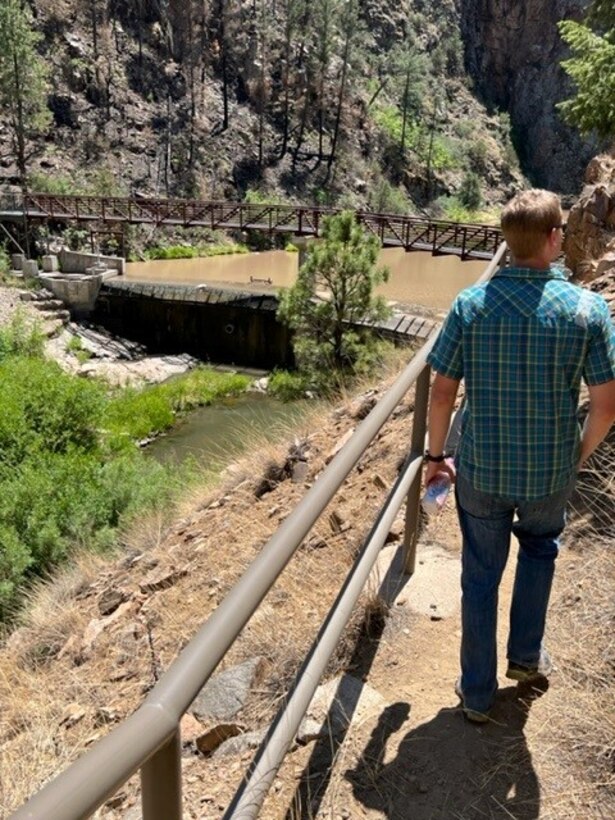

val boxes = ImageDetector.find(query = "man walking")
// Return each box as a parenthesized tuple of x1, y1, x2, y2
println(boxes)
(424, 189, 615, 722)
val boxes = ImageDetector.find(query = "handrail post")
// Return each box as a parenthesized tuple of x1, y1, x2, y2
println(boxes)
(402, 365, 430, 575)
(141, 729, 182, 820)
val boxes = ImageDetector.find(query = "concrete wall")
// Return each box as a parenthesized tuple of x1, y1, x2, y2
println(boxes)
(92, 287, 293, 369)
(59, 248, 125, 275)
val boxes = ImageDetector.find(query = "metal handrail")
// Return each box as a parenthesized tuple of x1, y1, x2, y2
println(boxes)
(225, 450, 425, 819)
(224, 244, 506, 818)
(10, 244, 507, 820)
(0, 193, 502, 257)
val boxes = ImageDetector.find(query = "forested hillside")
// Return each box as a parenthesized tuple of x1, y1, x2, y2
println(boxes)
(0, 0, 594, 213)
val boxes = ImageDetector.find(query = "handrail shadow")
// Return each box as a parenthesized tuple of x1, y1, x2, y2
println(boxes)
(283, 540, 413, 819)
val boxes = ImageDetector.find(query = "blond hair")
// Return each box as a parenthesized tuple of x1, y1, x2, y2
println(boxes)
(501, 189, 562, 260)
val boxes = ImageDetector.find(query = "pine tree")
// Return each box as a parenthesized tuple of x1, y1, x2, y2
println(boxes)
(558, 2, 615, 140)
(0, 0, 51, 190)
(278, 212, 389, 378)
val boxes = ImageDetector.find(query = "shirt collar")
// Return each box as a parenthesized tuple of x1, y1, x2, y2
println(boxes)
(494, 266, 567, 281)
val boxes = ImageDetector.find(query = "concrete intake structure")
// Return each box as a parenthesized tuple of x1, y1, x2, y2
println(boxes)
(39, 248, 123, 318)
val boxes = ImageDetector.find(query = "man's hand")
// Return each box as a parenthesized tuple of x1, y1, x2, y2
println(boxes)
(424, 372, 460, 487)
(424, 457, 456, 487)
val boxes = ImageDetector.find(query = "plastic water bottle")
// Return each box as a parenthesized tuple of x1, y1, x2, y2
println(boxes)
(421, 470, 452, 515)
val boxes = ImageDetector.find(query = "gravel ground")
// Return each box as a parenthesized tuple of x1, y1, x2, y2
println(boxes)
(0, 284, 38, 327)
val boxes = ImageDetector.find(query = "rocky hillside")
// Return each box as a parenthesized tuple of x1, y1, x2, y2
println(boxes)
(564, 149, 615, 313)
(0, 0, 595, 211)
(461, 0, 596, 194)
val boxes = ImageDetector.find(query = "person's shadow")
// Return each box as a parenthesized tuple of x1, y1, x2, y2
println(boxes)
(346, 682, 546, 819)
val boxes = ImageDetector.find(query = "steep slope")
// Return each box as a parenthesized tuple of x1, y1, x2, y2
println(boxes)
(460, 0, 596, 193)
(1, 0, 530, 209)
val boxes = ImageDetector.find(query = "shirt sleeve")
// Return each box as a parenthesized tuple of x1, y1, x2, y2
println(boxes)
(583, 296, 615, 386)
(427, 300, 464, 380)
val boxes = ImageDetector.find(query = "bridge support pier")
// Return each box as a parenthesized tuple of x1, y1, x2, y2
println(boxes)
(292, 235, 317, 269)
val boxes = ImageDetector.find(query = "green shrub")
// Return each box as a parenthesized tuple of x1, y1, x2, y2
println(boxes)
(144, 245, 197, 260)
(459, 172, 483, 210)
(27, 172, 77, 195)
(84, 168, 128, 198)
(144, 243, 248, 260)
(268, 370, 308, 401)
(0, 312, 45, 361)
(368, 179, 409, 215)
(373, 104, 404, 144)
(467, 140, 489, 173)
(0, 357, 105, 460)
(0, 352, 249, 617)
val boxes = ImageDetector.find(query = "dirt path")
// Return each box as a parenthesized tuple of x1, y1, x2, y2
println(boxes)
(260, 501, 612, 820)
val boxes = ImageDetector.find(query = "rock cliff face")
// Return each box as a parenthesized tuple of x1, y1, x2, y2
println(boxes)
(564, 151, 615, 316)
(460, 0, 596, 193)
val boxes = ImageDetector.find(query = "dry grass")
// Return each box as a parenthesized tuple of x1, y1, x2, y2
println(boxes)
(0, 366, 412, 817)
(1, 360, 612, 819)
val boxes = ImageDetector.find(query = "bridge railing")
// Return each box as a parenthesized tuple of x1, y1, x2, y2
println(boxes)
(1, 193, 503, 259)
(10, 242, 506, 820)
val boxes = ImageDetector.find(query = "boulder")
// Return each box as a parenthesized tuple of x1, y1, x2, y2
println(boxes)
(564, 152, 615, 283)
(190, 657, 264, 722)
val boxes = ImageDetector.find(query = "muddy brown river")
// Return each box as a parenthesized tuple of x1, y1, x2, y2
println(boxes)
(126, 248, 487, 314)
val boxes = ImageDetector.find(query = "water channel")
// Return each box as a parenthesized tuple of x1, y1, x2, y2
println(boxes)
(140, 249, 487, 465)
(150, 389, 307, 466)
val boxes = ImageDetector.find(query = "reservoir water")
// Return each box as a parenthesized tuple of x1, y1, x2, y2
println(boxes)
(139, 248, 489, 464)
(126, 248, 486, 314)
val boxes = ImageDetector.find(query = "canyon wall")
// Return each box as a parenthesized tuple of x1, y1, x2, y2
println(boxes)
(460, 0, 597, 193)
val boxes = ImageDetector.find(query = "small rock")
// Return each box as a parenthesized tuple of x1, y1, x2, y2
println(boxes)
(306, 536, 328, 551)
(195, 723, 245, 755)
(191, 658, 264, 722)
(94, 707, 120, 727)
(60, 704, 86, 729)
(291, 461, 309, 484)
(350, 392, 378, 419)
(325, 429, 355, 463)
(57, 634, 81, 662)
(373, 474, 388, 490)
(328, 510, 349, 534)
(104, 791, 127, 810)
(97, 588, 127, 617)
(82, 601, 139, 656)
(139, 566, 188, 595)
(213, 729, 267, 758)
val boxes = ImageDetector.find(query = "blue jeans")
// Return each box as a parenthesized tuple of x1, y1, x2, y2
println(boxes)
(455, 473, 575, 713)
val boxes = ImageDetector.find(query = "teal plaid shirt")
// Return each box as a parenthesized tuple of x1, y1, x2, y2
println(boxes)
(428, 266, 615, 499)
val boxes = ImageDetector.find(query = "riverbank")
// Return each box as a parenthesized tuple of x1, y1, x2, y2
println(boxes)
(0, 299, 257, 618)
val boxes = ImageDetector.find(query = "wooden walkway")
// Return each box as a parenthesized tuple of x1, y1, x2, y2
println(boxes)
(0, 193, 502, 261)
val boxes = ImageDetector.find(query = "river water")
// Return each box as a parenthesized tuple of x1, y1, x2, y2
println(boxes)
(126, 248, 486, 314)
(139, 248, 488, 464)
(151, 390, 307, 466)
